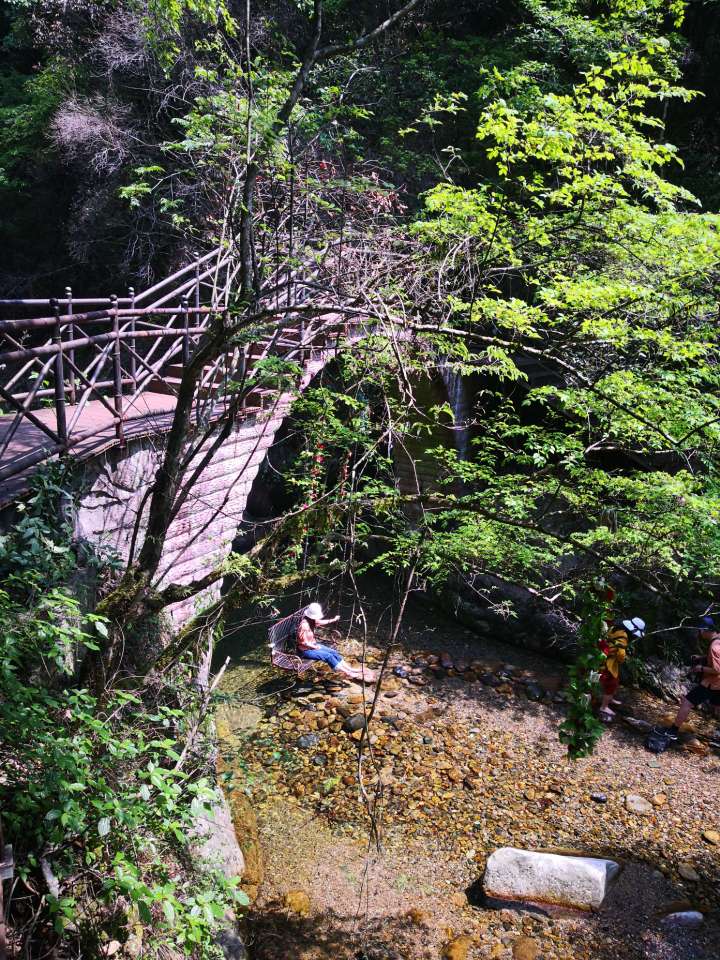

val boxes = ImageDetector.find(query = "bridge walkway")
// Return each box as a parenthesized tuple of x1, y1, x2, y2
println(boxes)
(0, 391, 179, 505)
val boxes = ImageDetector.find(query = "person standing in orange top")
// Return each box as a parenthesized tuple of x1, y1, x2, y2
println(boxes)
(661, 616, 720, 741)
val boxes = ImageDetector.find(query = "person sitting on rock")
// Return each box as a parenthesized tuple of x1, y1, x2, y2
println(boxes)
(659, 616, 720, 742)
(598, 616, 646, 721)
(297, 603, 376, 682)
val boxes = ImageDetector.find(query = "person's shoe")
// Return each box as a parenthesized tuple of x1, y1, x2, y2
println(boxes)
(654, 725, 678, 742)
(598, 708, 615, 722)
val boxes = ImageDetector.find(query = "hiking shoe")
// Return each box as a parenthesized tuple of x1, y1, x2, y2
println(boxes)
(653, 726, 678, 742)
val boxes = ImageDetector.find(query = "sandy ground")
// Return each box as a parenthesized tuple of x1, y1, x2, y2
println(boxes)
(216, 599, 720, 960)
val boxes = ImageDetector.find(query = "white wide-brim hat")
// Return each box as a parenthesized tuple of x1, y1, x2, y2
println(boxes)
(622, 617, 646, 639)
(304, 602, 324, 621)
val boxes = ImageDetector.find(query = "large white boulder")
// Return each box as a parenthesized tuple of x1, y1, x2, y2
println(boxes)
(483, 847, 620, 911)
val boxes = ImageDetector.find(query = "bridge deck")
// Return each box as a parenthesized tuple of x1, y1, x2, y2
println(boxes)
(0, 391, 182, 506)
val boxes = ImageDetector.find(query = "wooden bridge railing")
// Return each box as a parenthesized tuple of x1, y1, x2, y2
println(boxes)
(0, 249, 241, 481)
(0, 249, 358, 485)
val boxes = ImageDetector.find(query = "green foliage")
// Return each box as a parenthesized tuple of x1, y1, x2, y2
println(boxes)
(0, 58, 71, 190)
(139, 0, 237, 72)
(0, 584, 247, 957)
(0, 463, 78, 585)
(0, 464, 245, 955)
(559, 592, 608, 758)
(401, 44, 720, 602)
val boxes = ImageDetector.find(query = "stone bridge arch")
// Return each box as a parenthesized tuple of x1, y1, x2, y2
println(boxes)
(72, 352, 339, 625)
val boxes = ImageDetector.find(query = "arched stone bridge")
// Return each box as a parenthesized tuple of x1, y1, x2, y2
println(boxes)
(0, 250, 372, 623)
(0, 251, 550, 623)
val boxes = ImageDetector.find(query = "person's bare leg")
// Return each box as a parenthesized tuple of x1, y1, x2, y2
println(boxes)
(600, 693, 615, 716)
(671, 697, 693, 728)
(335, 660, 357, 678)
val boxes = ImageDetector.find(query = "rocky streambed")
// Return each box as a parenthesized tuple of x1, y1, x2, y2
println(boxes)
(215, 599, 720, 960)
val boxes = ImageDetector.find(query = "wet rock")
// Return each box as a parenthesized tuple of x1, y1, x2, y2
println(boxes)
(284, 889, 311, 915)
(678, 863, 700, 882)
(393, 666, 409, 678)
(480, 673, 499, 686)
(380, 715, 400, 727)
(625, 794, 653, 816)
(660, 911, 704, 929)
(296, 734, 319, 749)
(343, 714, 367, 733)
(524, 682, 544, 702)
(590, 793, 607, 804)
(512, 937, 539, 960)
(483, 847, 620, 911)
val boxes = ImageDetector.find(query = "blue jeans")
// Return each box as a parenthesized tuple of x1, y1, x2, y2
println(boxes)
(300, 645, 343, 670)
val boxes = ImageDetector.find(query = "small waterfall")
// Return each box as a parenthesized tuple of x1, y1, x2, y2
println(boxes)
(440, 362, 471, 459)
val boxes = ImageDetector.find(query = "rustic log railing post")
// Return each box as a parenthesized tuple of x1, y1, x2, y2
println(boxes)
(51, 298, 68, 448)
(181, 295, 190, 366)
(128, 285, 137, 392)
(110, 295, 125, 446)
(65, 286, 76, 405)
(193, 252, 201, 314)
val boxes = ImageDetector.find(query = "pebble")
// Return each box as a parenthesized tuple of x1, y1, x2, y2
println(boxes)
(342, 714, 367, 733)
(590, 793, 607, 803)
(701, 829, 719, 845)
(660, 910, 704, 928)
(524, 683, 544, 702)
(678, 863, 700, 882)
(513, 938, 540, 960)
(442, 935, 474, 960)
(625, 794, 653, 816)
(284, 889, 311, 916)
(296, 734, 319, 749)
